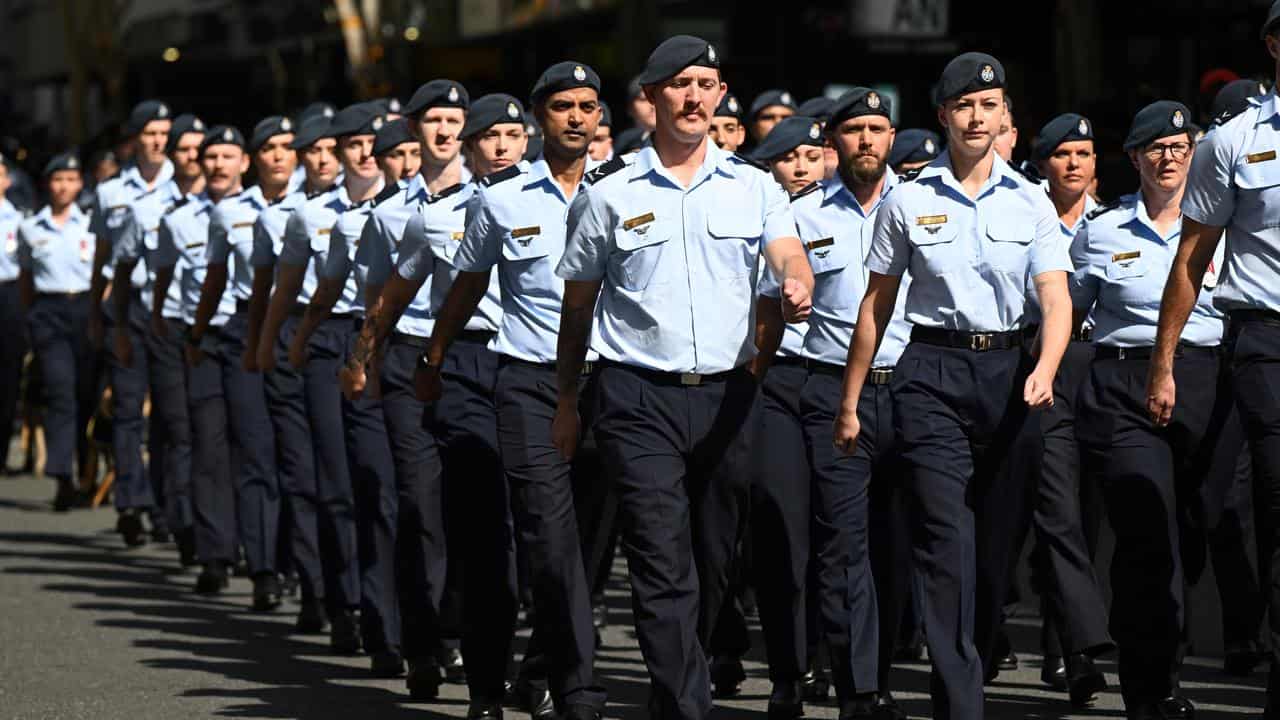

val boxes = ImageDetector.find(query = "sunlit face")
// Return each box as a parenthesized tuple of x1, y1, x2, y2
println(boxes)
(644, 66, 726, 145)
(937, 88, 1005, 161)
(994, 112, 1018, 162)
(415, 107, 466, 168)
(466, 123, 527, 176)
(629, 93, 656, 131)
(1038, 139, 1096, 200)
(47, 170, 83, 207)
(831, 114, 895, 186)
(170, 132, 205, 182)
(338, 134, 379, 180)
(201, 144, 249, 197)
(769, 144, 825, 195)
(1130, 132, 1194, 195)
(302, 138, 340, 188)
(378, 141, 422, 183)
(708, 116, 745, 151)
(136, 119, 171, 167)
(589, 125, 613, 161)
(0, 163, 12, 197)
(537, 87, 600, 160)
(751, 105, 794, 143)
(254, 133, 297, 189)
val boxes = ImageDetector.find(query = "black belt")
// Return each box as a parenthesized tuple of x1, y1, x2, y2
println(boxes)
(502, 355, 596, 378)
(1230, 309, 1280, 327)
(457, 329, 496, 344)
(911, 326, 1023, 352)
(1093, 343, 1219, 361)
(598, 360, 741, 387)
(235, 298, 250, 313)
(808, 360, 894, 385)
(772, 356, 807, 368)
(289, 303, 355, 319)
(36, 290, 88, 300)
(390, 331, 428, 350)
(1074, 326, 1094, 342)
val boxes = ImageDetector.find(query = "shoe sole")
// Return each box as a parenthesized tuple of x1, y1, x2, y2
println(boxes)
(1069, 673, 1107, 708)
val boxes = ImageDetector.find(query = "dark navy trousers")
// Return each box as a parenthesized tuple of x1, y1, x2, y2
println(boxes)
(25, 293, 97, 481)
(106, 294, 153, 511)
(0, 281, 27, 469)
(145, 319, 193, 532)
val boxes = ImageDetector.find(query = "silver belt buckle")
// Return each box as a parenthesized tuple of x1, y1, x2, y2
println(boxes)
(581, 361, 595, 377)
(1116, 348, 1128, 360)
(680, 372, 703, 386)
(969, 334, 993, 351)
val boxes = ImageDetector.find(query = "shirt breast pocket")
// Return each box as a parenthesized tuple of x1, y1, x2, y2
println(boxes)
(907, 221, 962, 273)
(706, 211, 762, 278)
(1105, 257, 1147, 282)
(501, 229, 554, 287)
(612, 222, 670, 292)
(1235, 154, 1280, 228)
(985, 222, 1033, 274)
(429, 228, 466, 265)
(807, 237, 855, 310)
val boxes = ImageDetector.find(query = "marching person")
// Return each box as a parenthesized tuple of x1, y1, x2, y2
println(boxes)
(1074, 100, 1242, 720)
(0, 156, 28, 479)
(748, 89, 798, 144)
(17, 153, 98, 511)
(555, 36, 813, 720)
(835, 53, 1072, 719)
(709, 93, 746, 152)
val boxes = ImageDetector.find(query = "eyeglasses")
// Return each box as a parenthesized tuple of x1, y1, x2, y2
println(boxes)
(1143, 142, 1192, 161)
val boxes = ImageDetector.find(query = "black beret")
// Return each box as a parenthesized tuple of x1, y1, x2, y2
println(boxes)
(614, 127, 649, 155)
(1211, 79, 1269, 127)
(627, 75, 644, 101)
(376, 97, 403, 115)
(599, 101, 613, 128)
(715, 93, 744, 120)
(749, 89, 797, 119)
(42, 151, 82, 178)
(125, 100, 172, 136)
(249, 116, 295, 153)
(1030, 113, 1094, 163)
(888, 129, 943, 169)
(1263, 0, 1280, 39)
(460, 94, 525, 140)
(297, 102, 336, 126)
(329, 103, 385, 137)
(289, 116, 333, 150)
(1123, 100, 1195, 151)
(934, 52, 1005, 105)
(748, 116, 825, 162)
(523, 112, 542, 138)
(827, 87, 891, 126)
(797, 96, 835, 123)
(164, 114, 207, 154)
(374, 118, 417, 156)
(636, 35, 720, 85)
(530, 61, 601, 105)
(403, 79, 469, 115)
(200, 125, 246, 154)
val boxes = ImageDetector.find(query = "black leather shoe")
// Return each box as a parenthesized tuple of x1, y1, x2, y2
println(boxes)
(710, 655, 746, 698)
(295, 599, 328, 633)
(1127, 702, 1161, 720)
(52, 477, 76, 512)
(1158, 696, 1195, 719)
(838, 695, 877, 720)
(1065, 653, 1106, 707)
(148, 511, 171, 543)
(329, 609, 361, 654)
(466, 700, 504, 719)
(405, 657, 441, 700)
(371, 649, 405, 678)
(998, 649, 1019, 671)
(527, 687, 556, 719)
(252, 573, 283, 611)
(768, 682, 803, 720)
(799, 665, 830, 702)
(1040, 654, 1066, 690)
(176, 528, 198, 568)
(437, 646, 466, 684)
(1224, 641, 1265, 677)
(872, 692, 906, 720)
(278, 571, 299, 598)
(195, 562, 229, 594)
(560, 704, 603, 720)
(117, 509, 148, 548)
(592, 602, 609, 630)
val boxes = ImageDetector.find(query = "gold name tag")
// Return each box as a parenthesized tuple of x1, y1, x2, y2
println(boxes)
(916, 214, 947, 226)
(232, 221, 255, 229)
(511, 226, 540, 238)
(805, 237, 834, 251)
(185, 241, 205, 250)
(450, 231, 464, 241)
(317, 228, 331, 236)
(147, 226, 159, 233)
(1112, 251, 1141, 262)
(623, 212, 655, 231)
(109, 204, 129, 212)
(1248, 150, 1277, 164)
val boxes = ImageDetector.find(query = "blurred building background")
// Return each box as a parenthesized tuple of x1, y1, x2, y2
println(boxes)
(0, 0, 1273, 202)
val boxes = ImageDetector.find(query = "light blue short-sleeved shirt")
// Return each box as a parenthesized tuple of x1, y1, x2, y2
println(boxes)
(1070, 193, 1222, 347)
(1183, 92, 1280, 313)
(251, 188, 320, 302)
(1024, 191, 1096, 326)
(17, 204, 94, 293)
(865, 153, 1072, 332)
(315, 187, 382, 317)
(757, 257, 808, 359)
(280, 183, 379, 307)
(93, 162, 174, 299)
(557, 142, 800, 374)
(113, 179, 189, 319)
(356, 175, 437, 337)
(0, 198, 24, 282)
(154, 193, 232, 327)
(455, 158, 598, 363)
(208, 186, 267, 303)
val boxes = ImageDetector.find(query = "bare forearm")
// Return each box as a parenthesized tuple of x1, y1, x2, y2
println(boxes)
(556, 305, 594, 401)
(751, 295, 784, 376)
(350, 277, 416, 369)
(18, 272, 33, 308)
(90, 237, 110, 309)
(113, 260, 136, 322)
(841, 296, 891, 408)
(261, 263, 306, 348)
(192, 264, 228, 340)
(293, 276, 341, 348)
(425, 271, 489, 366)
(1036, 293, 1071, 379)
(246, 267, 274, 351)
(152, 266, 175, 325)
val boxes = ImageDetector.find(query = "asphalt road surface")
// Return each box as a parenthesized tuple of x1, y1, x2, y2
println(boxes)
(0, 473, 1267, 719)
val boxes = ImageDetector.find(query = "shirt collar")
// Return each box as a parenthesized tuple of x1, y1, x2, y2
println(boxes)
(122, 159, 175, 190)
(1048, 189, 1097, 235)
(630, 137, 732, 188)
(36, 202, 88, 229)
(918, 150, 1018, 200)
(1258, 91, 1280, 124)
(821, 167, 898, 209)
(1123, 191, 1179, 244)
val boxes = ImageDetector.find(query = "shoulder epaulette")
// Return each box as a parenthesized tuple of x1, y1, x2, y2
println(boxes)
(789, 182, 821, 202)
(480, 164, 522, 187)
(1012, 161, 1042, 184)
(164, 197, 189, 215)
(373, 183, 400, 206)
(900, 166, 925, 182)
(731, 152, 769, 172)
(426, 182, 466, 204)
(1085, 199, 1121, 222)
(584, 156, 627, 185)
(306, 183, 336, 200)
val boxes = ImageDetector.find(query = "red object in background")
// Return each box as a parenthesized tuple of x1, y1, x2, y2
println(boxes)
(1200, 68, 1241, 97)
